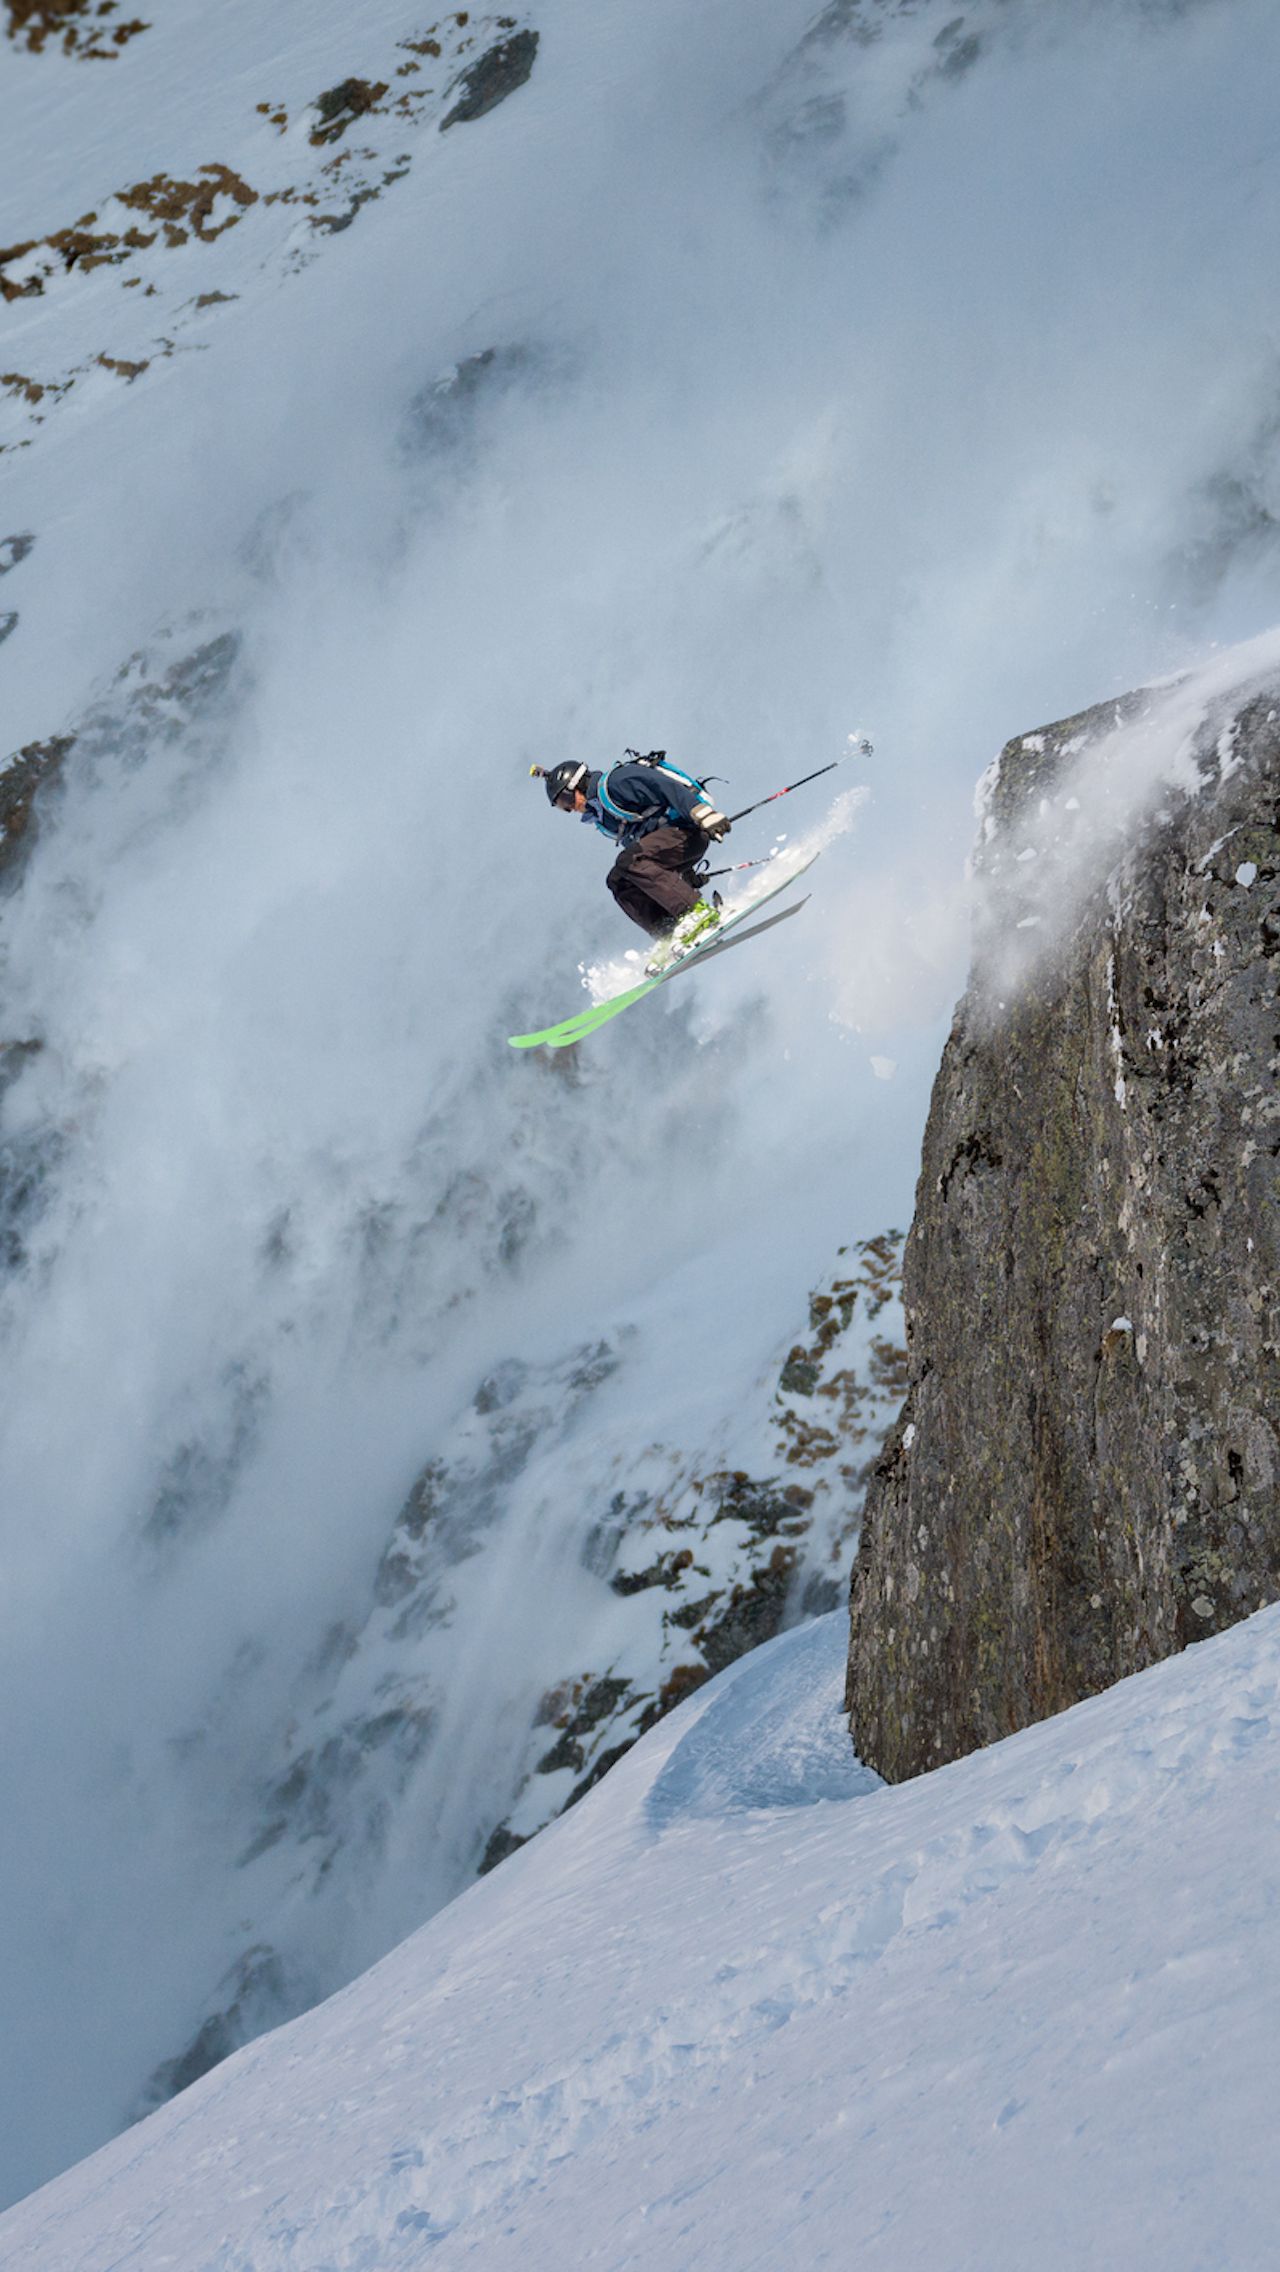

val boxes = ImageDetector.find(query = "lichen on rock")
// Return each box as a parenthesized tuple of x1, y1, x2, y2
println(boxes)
(847, 680, 1280, 1782)
(5, 2, 149, 60)
(440, 27, 538, 128)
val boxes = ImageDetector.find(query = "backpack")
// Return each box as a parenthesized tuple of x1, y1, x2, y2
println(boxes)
(622, 748, 708, 797)
(594, 749, 718, 826)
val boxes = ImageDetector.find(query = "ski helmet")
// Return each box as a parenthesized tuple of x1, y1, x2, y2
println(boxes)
(534, 760, 589, 809)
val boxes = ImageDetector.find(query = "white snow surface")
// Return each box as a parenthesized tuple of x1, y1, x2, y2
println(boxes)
(5, 1603, 1280, 2270)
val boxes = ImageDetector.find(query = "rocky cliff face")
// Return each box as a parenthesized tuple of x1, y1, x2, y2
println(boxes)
(138, 1233, 904, 2111)
(847, 673, 1280, 1781)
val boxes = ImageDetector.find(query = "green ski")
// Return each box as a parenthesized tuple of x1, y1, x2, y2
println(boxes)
(508, 856, 817, 1050)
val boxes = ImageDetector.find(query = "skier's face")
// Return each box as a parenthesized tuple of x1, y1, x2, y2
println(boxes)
(556, 787, 587, 814)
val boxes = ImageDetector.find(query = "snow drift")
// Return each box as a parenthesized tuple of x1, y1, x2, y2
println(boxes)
(4, 1603, 1279, 2268)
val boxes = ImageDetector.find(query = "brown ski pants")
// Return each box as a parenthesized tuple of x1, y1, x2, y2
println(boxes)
(606, 824, 710, 938)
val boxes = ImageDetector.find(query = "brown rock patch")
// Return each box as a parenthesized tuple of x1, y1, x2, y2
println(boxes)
(6, 2, 149, 59)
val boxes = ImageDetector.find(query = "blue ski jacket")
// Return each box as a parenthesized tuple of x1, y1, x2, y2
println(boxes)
(581, 759, 706, 847)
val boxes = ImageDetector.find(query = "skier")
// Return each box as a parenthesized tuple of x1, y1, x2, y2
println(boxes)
(534, 751, 732, 959)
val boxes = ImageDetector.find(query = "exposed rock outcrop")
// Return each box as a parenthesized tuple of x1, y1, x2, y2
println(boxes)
(143, 1235, 904, 2105)
(134, 1947, 290, 2116)
(4, 2, 149, 60)
(0, 531, 35, 573)
(440, 29, 538, 129)
(847, 677, 1280, 1781)
(0, 625, 247, 1290)
(0, 12, 532, 451)
(0, 623, 243, 885)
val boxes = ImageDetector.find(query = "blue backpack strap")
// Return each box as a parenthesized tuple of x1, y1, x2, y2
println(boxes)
(595, 766, 638, 823)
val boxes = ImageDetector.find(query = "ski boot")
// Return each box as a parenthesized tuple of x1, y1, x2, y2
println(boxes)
(645, 897, 721, 976)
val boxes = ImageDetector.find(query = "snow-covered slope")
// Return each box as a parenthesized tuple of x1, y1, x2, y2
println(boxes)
(5, 1602, 1280, 2269)
(6, 0, 1280, 2215)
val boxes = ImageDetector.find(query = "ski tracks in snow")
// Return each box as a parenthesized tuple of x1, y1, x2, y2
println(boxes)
(199, 1617, 1280, 2268)
(8, 1611, 1280, 2271)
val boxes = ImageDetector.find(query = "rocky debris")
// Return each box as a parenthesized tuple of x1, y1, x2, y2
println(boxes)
(0, 625, 246, 1280)
(476, 1235, 904, 1864)
(142, 1364, 269, 1551)
(371, 1340, 622, 1635)
(0, 532, 35, 574)
(403, 343, 541, 459)
(0, 736, 74, 874)
(117, 164, 258, 243)
(0, 14, 531, 450)
(776, 1231, 907, 1481)
(0, 625, 242, 887)
(847, 680, 1280, 1783)
(310, 185, 386, 236)
(237, 1703, 435, 1870)
(762, 1, 1005, 206)
(0, 1041, 57, 1274)
(441, 27, 538, 128)
(309, 77, 390, 146)
(0, 611, 16, 649)
(1, 370, 66, 413)
(135, 1946, 289, 2116)
(797, 0, 982, 68)
(0, 164, 261, 304)
(5, 1, 149, 59)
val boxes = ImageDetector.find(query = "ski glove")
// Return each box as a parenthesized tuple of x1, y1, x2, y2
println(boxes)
(690, 800, 730, 840)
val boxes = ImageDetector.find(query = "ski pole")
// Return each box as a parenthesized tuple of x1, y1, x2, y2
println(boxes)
(724, 736, 872, 828)
(699, 854, 778, 881)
